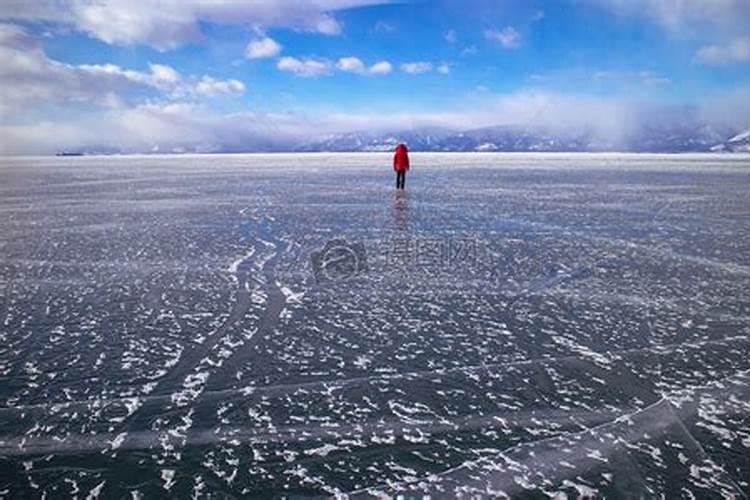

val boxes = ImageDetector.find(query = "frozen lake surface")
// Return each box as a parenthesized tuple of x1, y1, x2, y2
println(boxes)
(1, 153, 750, 497)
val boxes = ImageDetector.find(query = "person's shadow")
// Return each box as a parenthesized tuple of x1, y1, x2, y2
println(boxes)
(393, 190, 410, 232)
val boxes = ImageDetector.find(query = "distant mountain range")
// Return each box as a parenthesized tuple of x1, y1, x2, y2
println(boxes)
(64, 122, 750, 156)
(299, 123, 749, 154)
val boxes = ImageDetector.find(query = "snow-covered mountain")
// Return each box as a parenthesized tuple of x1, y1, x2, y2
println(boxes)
(298, 128, 453, 152)
(298, 123, 746, 153)
(299, 126, 595, 153)
(712, 128, 750, 153)
(625, 122, 734, 152)
(432, 125, 595, 152)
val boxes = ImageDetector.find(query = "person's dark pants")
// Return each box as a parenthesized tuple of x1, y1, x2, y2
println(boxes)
(396, 170, 406, 189)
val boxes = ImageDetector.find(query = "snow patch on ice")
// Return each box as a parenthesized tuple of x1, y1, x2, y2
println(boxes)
(161, 469, 176, 491)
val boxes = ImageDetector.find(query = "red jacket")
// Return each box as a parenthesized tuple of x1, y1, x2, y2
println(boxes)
(393, 144, 410, 172)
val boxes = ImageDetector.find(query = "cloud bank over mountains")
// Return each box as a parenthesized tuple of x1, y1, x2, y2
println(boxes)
(4, 87, 749, 155)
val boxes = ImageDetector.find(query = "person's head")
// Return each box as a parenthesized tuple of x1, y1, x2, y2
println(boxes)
(397, 143, 408, 152)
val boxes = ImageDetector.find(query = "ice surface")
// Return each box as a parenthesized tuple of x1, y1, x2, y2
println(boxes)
(0, 153, 749, 497)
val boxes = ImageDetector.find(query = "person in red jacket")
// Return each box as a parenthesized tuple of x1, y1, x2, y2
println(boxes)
(393, 143, 410, 189)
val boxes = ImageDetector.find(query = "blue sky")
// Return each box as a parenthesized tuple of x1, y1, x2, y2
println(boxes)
(1, 0, 749, 153)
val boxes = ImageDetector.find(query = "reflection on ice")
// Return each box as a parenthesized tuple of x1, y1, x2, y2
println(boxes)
(392, 190, 409, 232)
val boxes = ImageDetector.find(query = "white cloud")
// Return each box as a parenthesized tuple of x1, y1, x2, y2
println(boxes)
(337, 57, 392, 75)
(699, 85, 750, 129)
(277, 56, 332, 77)
(639, 71, 671, 86)
(194, 76, 246, 97)
(149, 63, 180, 84)
(695, 36, 750, 65)
(401, 62, 433, 74)
(372, 20, 395, 33)
(0, 102, 309, 155)
(455, 90, 639, 137)
(314, 15, 343, 36)
(437, 63, 451, 75)
(444, 29, 457, 43)
(484, 27, 521, 49)
(369, 61, 393, 75)
(336, 56, 367, 73)
(0, 23, 244, 115)
(245, 36, 282, 59)
(0, 0, 390, 50)
(0, 22, 39, 49)
(589, 0, 750, 34)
